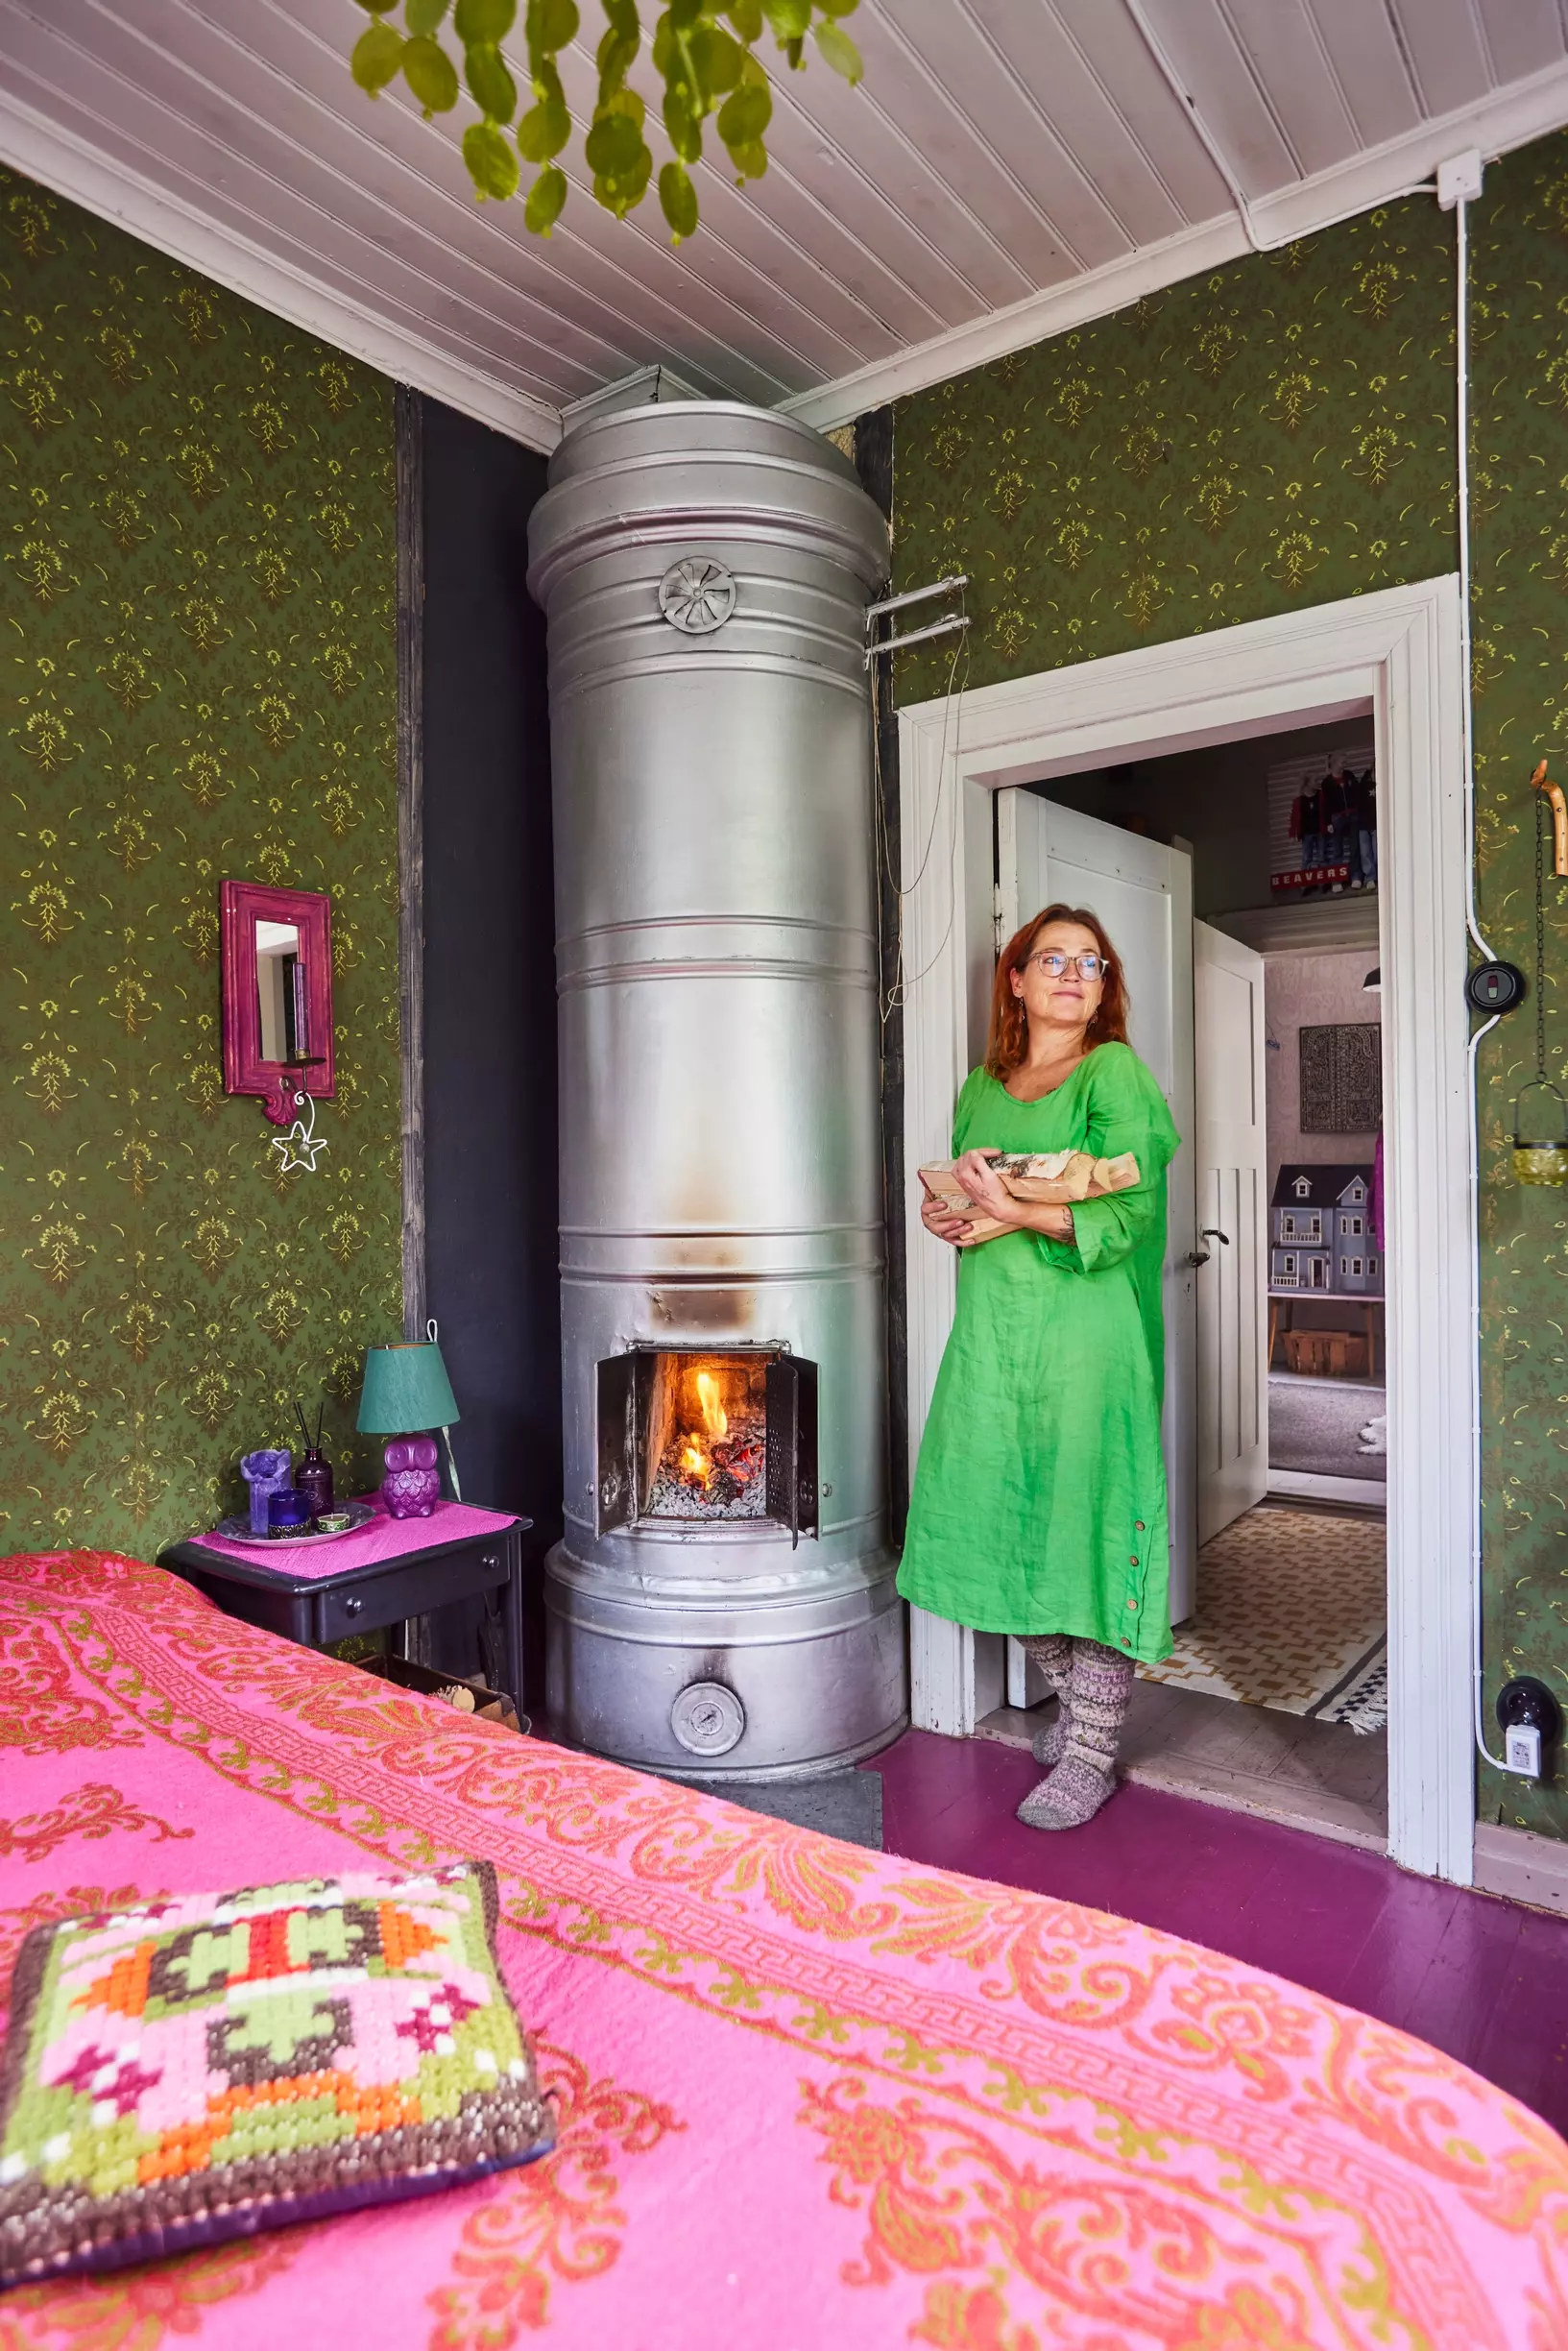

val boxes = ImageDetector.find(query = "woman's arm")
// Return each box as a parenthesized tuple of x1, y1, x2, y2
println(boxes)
(1032, 1050, 1178, 1274)
(950, 1150, 1076, 1241)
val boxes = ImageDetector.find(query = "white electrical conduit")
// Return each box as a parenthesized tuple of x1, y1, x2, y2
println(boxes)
(1128, 0, 1504, 1779)
(1454, 193, 1509, 1774)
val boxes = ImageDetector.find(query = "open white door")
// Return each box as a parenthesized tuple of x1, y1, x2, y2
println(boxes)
(1194, 922, 1269, 1545)
(997, 793, 1197, 1703)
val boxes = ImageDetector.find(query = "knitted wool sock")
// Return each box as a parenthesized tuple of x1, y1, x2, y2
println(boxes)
(1017, 1638, 1134, 1831)
(1020, 1634, 1073, 1767)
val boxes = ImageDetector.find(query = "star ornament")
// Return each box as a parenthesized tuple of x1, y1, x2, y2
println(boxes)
(269, 1097, 329, 1176)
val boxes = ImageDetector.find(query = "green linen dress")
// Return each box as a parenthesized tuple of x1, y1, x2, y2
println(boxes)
(897, 1041, 1181, 1664)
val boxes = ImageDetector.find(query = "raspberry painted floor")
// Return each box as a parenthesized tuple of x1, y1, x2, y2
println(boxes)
(864, 1727, 1568, 2140)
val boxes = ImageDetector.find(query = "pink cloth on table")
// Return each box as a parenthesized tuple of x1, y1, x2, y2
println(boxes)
(196, 1495, 516, 1580)
(1, 1548, 1564, 2349)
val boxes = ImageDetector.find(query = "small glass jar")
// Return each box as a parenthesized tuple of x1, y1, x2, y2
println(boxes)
(297, 1447, 334, 1520)
(1513, 1080, 1568, 1185)
(267, 1487, 313, 1537)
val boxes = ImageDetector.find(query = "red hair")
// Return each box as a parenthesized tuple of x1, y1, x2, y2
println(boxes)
(984, 903, 1130, 1079)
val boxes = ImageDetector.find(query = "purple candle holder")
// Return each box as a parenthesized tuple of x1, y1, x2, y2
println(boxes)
(240, 1447, 293, 1537)
(381, 1434, 441, 1519)
(267, 1487, 313, 1537)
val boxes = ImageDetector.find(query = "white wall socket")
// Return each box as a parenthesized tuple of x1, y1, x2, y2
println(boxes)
(1505, 1723, 1542, 1779)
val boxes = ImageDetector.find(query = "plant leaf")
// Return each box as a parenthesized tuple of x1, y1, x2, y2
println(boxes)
(817, 0, 858, 14)
(725, 0, 763, 37)
(524, 161, 568, 232)
(594, 142, 653, 215)
(727, 135, 768, 181)
(716, 79, 770, 145)
(463, 118, 521, 196)
(465, 41, 519, 119)
(401, 34, 461, 110)
(760, 0, 810, 38)
(350, 0, 391, 13)
(690, 21, 744, 91)
(585, 108, 644, 175)
(663, 84, 704, 163)
(453, 0, 516, 36)
(404, 0, 451, 33)
(525, 0, 579, 61)
(351, 22, 406, 92)
(813, 19, 860, 82)
(517, 89, 570, 158)
(596, 27, 639, 89)
(659, 158, 699, 242)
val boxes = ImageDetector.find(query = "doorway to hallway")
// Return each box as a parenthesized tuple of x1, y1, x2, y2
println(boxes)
(896, 578, 1474, 1884)
(987, 722, 1389, 1849)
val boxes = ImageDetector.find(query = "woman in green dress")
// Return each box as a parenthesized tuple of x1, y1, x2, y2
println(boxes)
(897, 904, 1180, 1831)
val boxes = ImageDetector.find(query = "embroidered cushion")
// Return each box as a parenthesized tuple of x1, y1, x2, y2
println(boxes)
(0, 1862, 552, 2286)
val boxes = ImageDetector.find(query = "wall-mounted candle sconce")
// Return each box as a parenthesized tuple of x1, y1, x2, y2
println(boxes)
(221, 881, 334, 1171)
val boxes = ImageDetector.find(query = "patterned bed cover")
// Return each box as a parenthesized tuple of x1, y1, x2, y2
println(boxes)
(1, 1550, 1562, 2348)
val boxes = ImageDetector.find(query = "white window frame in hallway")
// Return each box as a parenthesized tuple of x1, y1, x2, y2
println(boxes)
(897, 575, 1470, 1886)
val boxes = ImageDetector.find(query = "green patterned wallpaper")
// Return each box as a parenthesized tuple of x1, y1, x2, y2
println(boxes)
(0, 166, 402, 1559)
(891, 131, 1568, 1837)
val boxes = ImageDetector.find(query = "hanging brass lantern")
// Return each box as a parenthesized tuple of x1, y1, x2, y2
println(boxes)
(1513, 1079, 1568, 1184)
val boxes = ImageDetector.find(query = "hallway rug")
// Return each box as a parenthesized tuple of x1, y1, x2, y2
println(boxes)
(1268, 1372, 1387, 1481)
(1315, 1636, 1388, 1734)
(1141, 1505, 1386, 1717)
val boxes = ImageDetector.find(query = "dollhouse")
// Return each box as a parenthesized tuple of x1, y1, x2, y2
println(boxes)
(1269, 1165, 1382, 1297)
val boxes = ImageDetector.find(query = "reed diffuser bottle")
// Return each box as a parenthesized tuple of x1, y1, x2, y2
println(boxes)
(294, 1403, 334, 1522)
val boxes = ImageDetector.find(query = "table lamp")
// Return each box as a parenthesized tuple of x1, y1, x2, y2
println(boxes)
(357, 1340, 460, 1519)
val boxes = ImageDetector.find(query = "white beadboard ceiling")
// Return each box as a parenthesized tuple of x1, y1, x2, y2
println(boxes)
(2, 0, 1568, 449)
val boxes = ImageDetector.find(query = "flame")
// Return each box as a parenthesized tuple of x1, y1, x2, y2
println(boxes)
(680, 1439, 713, 1489)
(694, 1369, 728, 1442)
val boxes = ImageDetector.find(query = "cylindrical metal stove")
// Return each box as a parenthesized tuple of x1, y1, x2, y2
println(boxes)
(527, 401, 905, 1779)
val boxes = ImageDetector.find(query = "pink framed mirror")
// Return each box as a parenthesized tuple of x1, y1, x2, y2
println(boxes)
(221, 881, 335, 1125)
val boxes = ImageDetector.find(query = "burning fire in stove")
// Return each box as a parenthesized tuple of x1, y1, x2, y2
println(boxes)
(647, 1354, 766, 1519)
(679, 1370, 729, 1491)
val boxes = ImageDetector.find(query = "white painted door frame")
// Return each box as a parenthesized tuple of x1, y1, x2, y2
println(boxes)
(897, 575, 1472, 1886)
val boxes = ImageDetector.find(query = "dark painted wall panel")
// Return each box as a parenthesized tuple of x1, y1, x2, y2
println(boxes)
(420, 398, 559, 1680)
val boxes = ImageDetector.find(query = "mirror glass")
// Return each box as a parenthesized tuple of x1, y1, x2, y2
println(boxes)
(254, 918, 305, 1064)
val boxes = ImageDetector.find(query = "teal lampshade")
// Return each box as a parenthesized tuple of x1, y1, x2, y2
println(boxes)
(356, 1342, 460, 1435)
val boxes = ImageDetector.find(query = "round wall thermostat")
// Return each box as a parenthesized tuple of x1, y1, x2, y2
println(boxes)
(1466, 960, 1526, 1013)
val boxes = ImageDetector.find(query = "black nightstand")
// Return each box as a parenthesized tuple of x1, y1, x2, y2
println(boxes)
(157, 1508, 531, 1712)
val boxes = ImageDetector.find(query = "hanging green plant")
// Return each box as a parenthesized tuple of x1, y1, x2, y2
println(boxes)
(346, 0, 862, 244)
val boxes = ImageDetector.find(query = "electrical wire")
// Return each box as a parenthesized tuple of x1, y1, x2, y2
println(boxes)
(871, 593, 970, 1024)
(1122, 0, 1436, 254)
(1451, 187, 1508, 1774)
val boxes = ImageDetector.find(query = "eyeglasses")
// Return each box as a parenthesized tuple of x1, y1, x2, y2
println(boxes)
(1025, 951, 1104, 981)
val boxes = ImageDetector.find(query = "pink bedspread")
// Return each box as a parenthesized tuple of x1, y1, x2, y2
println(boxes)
(1, 1552, 1563, 2349)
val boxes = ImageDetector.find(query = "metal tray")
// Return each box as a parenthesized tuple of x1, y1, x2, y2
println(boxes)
(212, 1501, 374, 1549)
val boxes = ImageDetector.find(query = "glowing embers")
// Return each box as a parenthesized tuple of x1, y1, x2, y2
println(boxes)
(646, 1353, 767, 1519)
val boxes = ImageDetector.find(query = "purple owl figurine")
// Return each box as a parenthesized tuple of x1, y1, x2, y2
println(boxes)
(380, 1433, 441, 1519)
(240, 1448, 293, 1536)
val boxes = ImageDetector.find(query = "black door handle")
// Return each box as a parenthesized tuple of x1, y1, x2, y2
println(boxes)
(1188, 1227, 1231, 1269)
